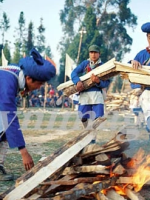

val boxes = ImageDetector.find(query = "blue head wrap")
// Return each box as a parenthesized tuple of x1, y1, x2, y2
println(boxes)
(141, 22, 150, 33)
(19, 48, 56, 82)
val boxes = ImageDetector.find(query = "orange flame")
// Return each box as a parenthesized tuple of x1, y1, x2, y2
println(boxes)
(97, 149, 150, 197)
(132, 155, 150, 192)
(101, 185, 128, 196)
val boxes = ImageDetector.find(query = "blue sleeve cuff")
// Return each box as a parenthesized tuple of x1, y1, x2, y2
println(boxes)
(18, 146, 25, 150)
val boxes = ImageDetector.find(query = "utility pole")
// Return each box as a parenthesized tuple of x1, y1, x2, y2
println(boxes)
(76, 27, 86, 64)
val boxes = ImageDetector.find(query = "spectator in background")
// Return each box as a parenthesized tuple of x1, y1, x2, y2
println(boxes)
(40, 85, 45, 96)
(49, 86, 55, 97)
(55, 92, 63, 107)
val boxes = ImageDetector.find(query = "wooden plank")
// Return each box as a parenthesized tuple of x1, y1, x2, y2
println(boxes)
(28, 174, 78, 199)
(57, 58, 116, 91)
(62, 165, 109, 175)
(114, 61, 150, 75)
(106, 189, 126, 200)
(40, 177, 105, 186)
(125, 188, 143, 200)
(128, 73, 150, 86)
(80, 139, 129, 158)
(112, 164, 126, 175)
(16, 119, 105, 185)
(47, 180, 112, 200)
(95, 153, 110, 165)
(4, 131, 97, 200)
(57, 59, 150, 97)
(94, 192, 110, 200)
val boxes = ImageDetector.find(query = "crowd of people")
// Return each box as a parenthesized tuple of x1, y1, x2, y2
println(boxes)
(16, 83, 73, 109)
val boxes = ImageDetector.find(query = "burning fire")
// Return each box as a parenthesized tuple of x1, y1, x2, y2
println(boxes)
(132, 154, 150, 192)
(100, 148, 150, 197)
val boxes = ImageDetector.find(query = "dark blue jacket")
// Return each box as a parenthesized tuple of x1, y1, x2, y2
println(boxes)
(71, 60, 110, 92)
(0, 67, 25, 148)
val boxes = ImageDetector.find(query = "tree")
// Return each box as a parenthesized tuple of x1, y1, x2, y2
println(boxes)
(26, 21, 34, 55)
(13, 11, 26, 58)
(0, 12, 10, 44)
(112, 75, 123, 93)
(57, 0, 137, 84)
(36, 18, 45, 53)
(45, 45, 53, 58)
(0, 44, 3, 63)
(11, 42, 21, 64)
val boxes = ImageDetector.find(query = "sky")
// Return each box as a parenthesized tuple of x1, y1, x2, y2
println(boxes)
(0, 0, 150, 66)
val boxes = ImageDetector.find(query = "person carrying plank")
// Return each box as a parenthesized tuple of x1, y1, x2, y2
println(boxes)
(130, 22, 150, 134)
(71, 44, 110, 132)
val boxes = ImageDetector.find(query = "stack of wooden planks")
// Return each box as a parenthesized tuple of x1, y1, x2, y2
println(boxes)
(1, 118, 149, 200)
(105, 92, 130, 112)
(57, 58, 150, 97)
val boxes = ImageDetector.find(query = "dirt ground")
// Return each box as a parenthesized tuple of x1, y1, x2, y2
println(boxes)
(0, 108, 150, 199)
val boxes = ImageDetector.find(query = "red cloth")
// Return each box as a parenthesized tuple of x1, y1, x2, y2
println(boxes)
(49, 89, 55, 96)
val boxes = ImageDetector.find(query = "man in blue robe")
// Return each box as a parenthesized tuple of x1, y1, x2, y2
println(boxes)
(0, 48, 56, 179)
(71, 44, 110, 130)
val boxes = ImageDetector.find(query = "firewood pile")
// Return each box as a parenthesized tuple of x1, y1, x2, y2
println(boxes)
(1, 118, 150, 200)
(104, 87, 144, 112)
(105, 92, 130, 112)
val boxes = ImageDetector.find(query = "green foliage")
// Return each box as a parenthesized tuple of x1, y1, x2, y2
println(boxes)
(17, 11, 26, 41)
(58, 0, 137, 87)
(0, 44, 3, 59)
(11, 42, 21, 64)
(13, 11, 26, 59)
(0, 7, 54, 71)
(45, 46, 52, 58)
(3, 42, 11, 63)
(0, 12, 10, 44)
(36, 18, 45, 53)
(112, 75, 123, 93)
(26, 21, 34, 55)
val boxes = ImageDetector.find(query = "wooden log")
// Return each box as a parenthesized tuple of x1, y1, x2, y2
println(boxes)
(125, 188, 143, 200)
(128, 73, 150, 86)
(3, 130, 98, 200)
(80, 137, 129, 158)
(114, 61, 150, 75)
(62, 165, 109, 175)
(48, 180, 112, 200)
(116, 177, 134, 184)
(94, 192, 109, 200)
(40, 177, 105, 186)
(80, 143, 121, 158)
(106, 189, 126, 200)
(112, 164, 126, 175)
(95, 153, 111, 166)
(28, 174, 78, 198)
